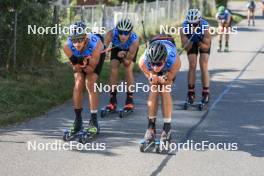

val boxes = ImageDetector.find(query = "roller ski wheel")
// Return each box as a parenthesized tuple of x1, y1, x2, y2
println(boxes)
(139, 140, 148, 153)
(100, 103, 117, 118)
(100, 108, 107, 118)
(183, 102, 188, 110)
(63, 130, 71, 141)
(198, 101, 209, 111)
(198, 103, 206, 111)
(154, 139, 161, 153)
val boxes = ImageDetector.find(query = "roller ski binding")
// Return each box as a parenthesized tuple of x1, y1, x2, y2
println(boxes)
(63, 119, 83, 141)
(100, 102, 117, 118)
(139, 128, 159, 153)
(79, 118, 100, 144)
(183, 91, 195, 110)
(156, 130, 172, 154)
(119, 103, 134, 118)
(198, 92, 210, 111)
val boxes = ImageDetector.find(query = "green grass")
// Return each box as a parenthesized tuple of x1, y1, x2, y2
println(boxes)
(0, 64, 74, 127)
(232, 13, 245, 23)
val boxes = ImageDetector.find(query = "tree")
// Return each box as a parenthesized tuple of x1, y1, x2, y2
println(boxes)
(0, 0, 57, 69)
(215, 0, 229, 8)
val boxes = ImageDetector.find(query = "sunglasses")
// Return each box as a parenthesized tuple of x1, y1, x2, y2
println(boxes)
(71, 38, 85, 43)
(118, 30, 130, 36)
(151, 62, 164, 67)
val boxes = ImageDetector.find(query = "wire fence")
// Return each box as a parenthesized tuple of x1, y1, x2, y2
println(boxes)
(58, 0, 216, 34)
(0, 0, 216, 68)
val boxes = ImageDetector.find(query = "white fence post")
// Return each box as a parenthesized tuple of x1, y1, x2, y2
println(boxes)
(155, 0, 159, 26)
(168, 0, 171, 21)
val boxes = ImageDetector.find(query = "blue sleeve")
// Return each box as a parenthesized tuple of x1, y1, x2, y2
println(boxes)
(201, 19, 210, 29)
(143, 51, 152, 71)
(67, 38, 73, 49)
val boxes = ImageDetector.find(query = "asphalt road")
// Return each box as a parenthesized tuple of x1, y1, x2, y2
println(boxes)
(0, 2, 264, 176)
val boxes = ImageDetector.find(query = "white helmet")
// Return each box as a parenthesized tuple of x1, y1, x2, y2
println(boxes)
(186, 9, 202, 23)
(116, 18, 133, 32)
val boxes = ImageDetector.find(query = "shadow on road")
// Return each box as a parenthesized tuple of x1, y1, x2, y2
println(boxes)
(0, 69, 263, 158)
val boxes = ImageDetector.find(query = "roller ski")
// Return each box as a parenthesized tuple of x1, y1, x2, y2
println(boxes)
(198, 92, 210, 111)
(183, 91, 196, 110)
(139, 128, 159, 153)
(100, 102, 117, 118)
(63, 119, 83, 141)
(79, 117, 100, 144)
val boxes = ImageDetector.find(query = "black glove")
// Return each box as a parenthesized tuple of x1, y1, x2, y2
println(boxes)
(69, 55, 84, 65)
(191, 34, 203, 44)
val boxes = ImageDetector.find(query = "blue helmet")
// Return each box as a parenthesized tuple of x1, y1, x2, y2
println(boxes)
(186, 9, 201, 24)
(69, 22, 86, 39)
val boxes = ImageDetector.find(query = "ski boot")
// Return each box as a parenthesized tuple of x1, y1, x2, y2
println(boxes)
(217, 45, 222, 52)
(224, 41, 229, 52)
(157, 129, 172, 153)
(139, 128, 158, 153)
(198, 92, 210, 111)
(119, 95, 134, 118)
(63, 118, 83, 141)
(79, 117, 100, 143)
(101, 102, 117, 118)
(101, 92, 117, 118)
(224, 46, 229, 52)
(184, 91, 195, 110)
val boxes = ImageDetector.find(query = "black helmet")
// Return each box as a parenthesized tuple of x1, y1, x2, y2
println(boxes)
(69, 21, 86, 39)
(116, 18, 133, 32)
(146, 41, 167, 64)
